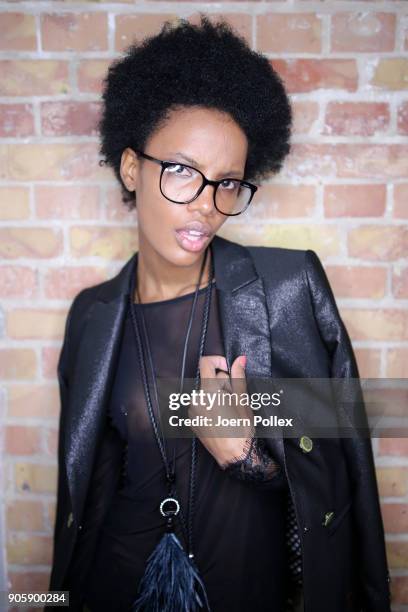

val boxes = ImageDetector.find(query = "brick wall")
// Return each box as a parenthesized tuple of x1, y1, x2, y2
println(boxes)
(0, 1, 407, 609)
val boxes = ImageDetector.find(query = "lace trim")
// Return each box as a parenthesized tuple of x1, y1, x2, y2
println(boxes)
(220, 435, 281, 483)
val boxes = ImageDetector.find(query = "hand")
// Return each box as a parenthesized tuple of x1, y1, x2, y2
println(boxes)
(188, 354, 255, 468)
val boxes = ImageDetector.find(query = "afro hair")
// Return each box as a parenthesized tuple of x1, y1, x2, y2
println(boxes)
(98, 13, 293, 209)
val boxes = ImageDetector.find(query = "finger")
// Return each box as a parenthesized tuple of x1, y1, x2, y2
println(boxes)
(199, 355, 229, 378)
(230, 355, 248, 415)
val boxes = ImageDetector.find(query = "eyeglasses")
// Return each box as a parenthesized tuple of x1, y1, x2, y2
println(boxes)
(133, 149, 258, 216)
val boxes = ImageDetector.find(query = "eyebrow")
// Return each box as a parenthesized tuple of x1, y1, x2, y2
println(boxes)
(165, 151, 244, 179)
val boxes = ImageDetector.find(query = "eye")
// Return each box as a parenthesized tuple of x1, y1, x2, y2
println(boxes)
(220, 179, 239, 191)
(165, 163, 192, 177)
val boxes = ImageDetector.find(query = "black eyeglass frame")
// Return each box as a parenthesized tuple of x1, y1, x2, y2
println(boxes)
(133, 149, 258, 216)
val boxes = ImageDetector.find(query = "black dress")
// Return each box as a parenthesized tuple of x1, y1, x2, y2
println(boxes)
(74, 280, 291, 611)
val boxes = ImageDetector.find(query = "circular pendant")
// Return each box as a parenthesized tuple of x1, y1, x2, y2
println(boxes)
(159, 497, 180, 517)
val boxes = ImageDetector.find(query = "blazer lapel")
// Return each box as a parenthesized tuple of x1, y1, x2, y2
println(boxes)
(65, 235, 278, 521)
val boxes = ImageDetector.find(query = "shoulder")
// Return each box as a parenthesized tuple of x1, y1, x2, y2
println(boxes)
(61, 255, 133, 355)
(244, 242, 324, 285)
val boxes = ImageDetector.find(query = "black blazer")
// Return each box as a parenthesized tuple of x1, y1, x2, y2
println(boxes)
(49, 234, 391, 612)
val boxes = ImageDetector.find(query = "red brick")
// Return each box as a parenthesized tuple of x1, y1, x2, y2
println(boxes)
(115, 14, 181, 52)
(0, 349, 36, 380)
(77, 60, 111, 94)
(324, 184, 386, 217)
(284, 144, 408, 180)
(41, 101, 101, 137)
(43, 265, 107, 299)
(190, 13, 251, 46)
(35, 185, 100, 220)
(386, 541, 408, 569)
(391, 576, 408, 605)
(252, 184, 316, 218)
(370, 58, 408, 91)
(348, 226, 407, 261)
(0, 61, 69, 96)
(382, 504, 408, 533)
(377, 467, 408, 497)
(392, 267, 408, 299)
(291, 101, 319, 135)
(7, 309, 68, 340)
(0, 104, 34, 137)
(0, 143, 106, 181)
(342, 308, 408, 341)
(5, 425, 42, 455)
(0, 228, 62, 259)
(6, 384, 59, 419)
(379, 439, 408, 457)
(0, 266, 37, 298)
(354, 348, 381, 378)
(331, 12, 396, 52)
(8, 571, 50, 594)
(394, 184, 408, 219)
(257, 13, 322, 53)
(41, 13, 108, 52)
(0, 13, 36, 51)
(14, 463, 57, 495)
(386, 348, 408, 378)
(323, 102, 389, 137)
(106, 187, 138, 221)
(7, 533, 52, 565)
(325, 265, 386, 299)
(220, 223, 340, 258)
(273, 59, 358, 94)
(397, 101, 408, 135)
(42, 347, 59, 380)
(70, 226, 138, 259)
(45, 428, 58, 456)
(7, 500, 44, 531)
(0, 187, 30, 221)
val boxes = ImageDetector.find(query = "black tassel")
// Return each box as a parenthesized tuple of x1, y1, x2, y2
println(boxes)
(131, 531, 210, 612)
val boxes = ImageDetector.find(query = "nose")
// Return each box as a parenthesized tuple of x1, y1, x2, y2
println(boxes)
(186, 183, 217, 216)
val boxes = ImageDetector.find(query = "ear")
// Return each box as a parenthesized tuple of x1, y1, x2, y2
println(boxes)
(120, 147, 140, 193)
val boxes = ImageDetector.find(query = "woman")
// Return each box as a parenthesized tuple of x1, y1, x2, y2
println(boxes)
(49, 15, 391, 612)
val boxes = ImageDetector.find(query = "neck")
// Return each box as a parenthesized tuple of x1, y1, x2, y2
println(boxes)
(134, 235, 212, 304)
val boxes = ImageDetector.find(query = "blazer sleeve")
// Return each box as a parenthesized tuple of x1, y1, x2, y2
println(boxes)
(304, 249, 392, 612)
(51, 289, 125, 610)
(63, 416, 125, 608)
(52, 289, 93, 556)
(51, 295, 76, 555)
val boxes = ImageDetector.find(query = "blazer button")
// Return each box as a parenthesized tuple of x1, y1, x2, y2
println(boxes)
(67, 512, 73, 528)
(299, 436, 313, 452)
(322, 510, 335, 527)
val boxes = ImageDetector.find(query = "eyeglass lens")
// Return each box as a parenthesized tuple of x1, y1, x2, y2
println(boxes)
(161, 164, 251, 215)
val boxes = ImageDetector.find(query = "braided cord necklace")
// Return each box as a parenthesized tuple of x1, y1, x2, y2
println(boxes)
(128, 244, 214, 612)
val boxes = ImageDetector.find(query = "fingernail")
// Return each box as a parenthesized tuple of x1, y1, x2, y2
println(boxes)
(239, 356, 246, 368)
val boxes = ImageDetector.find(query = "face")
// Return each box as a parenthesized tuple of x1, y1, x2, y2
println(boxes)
(119, 106, 249, 269)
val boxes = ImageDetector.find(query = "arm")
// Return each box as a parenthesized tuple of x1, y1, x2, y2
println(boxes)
(304, 249, 391, 612)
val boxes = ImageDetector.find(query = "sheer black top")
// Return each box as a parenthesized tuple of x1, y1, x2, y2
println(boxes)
(72, 280, 290, 612)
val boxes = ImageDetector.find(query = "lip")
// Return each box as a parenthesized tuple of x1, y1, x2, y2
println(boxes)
(174, 221, 213, 253)
(175, 221, 212, 236)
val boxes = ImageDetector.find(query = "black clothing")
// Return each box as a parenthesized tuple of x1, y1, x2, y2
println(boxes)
(50, 235, 391, 612)
(80, 281, 289, 611)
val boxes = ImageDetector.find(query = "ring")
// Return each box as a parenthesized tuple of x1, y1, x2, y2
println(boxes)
(159, 497, 180, 517)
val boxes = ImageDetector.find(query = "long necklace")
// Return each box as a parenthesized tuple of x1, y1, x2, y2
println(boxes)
(128, 244, 214, 612)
